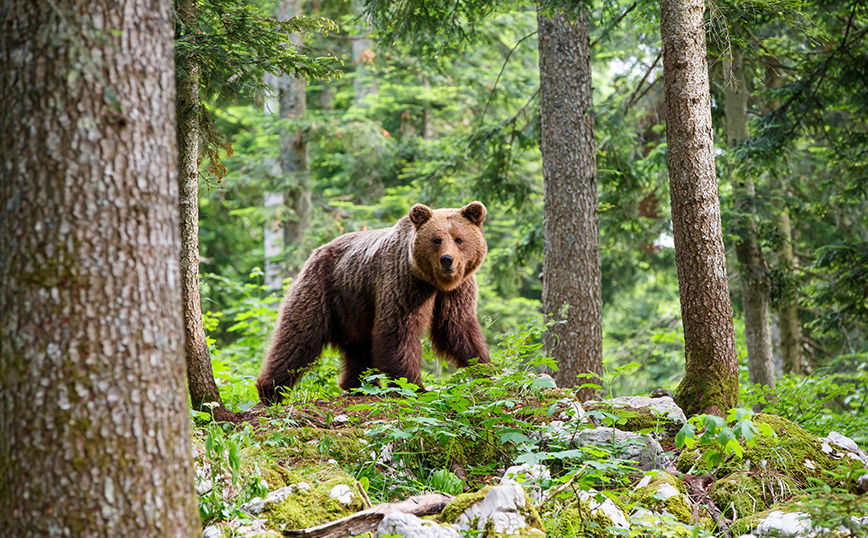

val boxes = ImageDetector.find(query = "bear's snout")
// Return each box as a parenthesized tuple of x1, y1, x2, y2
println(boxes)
(440, 254, 454, 271)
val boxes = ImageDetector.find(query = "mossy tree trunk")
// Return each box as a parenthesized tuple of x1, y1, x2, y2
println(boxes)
(726, 48, 776, 401)
(0, 0, 200, 535)
(538, 8, 603, 401)
(658, 0, 738, 416)
(176, 0, 234, 421)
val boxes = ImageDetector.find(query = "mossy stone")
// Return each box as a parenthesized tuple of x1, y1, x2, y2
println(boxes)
(710, 472, 798, 519)
(630, 472, 692, 523)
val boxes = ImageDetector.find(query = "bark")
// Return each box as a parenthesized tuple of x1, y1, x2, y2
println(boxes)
(659, 0, 738, 417)
(764, 61, 802, 375)
(176, 0, 234, 420)
(277, 0, 312, 277)
(0, 0, 200, 535)
(725, 49, 776, 399)
(538, 9, 603, 401)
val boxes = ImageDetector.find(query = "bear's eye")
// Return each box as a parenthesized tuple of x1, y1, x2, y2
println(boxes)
(433, 238, 442, 245)
(455, 237, 463, 244)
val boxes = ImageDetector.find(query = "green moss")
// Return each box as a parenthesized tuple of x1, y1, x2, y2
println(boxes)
(262, 472, 366, 530)
(440, 487, 493, 524)
(725, 414, 833, 485)
(676, 449, 700, 473)
(547, 499, 617, 538)
(675, 346, 738, 417)
(710, 472, 798, 519)
(422, 430, 502, 470)
(630, 472, 692, 523)
(583, 403, 662, 432)
(252, 427, 369, 466)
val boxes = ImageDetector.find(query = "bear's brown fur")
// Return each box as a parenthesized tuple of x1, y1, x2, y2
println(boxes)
(257, 201, 491, 404)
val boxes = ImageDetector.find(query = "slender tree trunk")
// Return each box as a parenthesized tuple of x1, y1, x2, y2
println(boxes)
(277, 0, 312, 276)
(352, 0, 378, 108)
(176, 0, 234, 420)
(726, 49, 776, 401)
(659, 0, 738, 417)
(422, 75, 434, 140)
(764, 61, 802, 375)
(0, 0, 200, 535)
(777, 206, 802, 373)
(538, 9, 603, 401)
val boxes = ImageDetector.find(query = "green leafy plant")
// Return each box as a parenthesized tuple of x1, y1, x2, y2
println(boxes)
(197, 409, 266, 523)
(676, 408, 776, 471)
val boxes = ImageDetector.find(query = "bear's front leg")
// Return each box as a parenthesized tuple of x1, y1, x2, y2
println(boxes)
(430, 277, 490, 367)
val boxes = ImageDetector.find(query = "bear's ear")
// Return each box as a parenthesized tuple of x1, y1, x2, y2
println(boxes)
(409, 204, 434, 228)
(461, 201, 487, 226)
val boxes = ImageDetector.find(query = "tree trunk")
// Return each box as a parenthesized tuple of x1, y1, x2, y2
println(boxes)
(538, 9, 603, 401)
(176, 0, 234, 420)
(659, 0, 738, 417)
(352, 1, 378, 108)
(764, 61, 802, 375)
(725, 49, 776, 401)
(777, 205, 802, 374)
(275, 0, 312, 277)
(0, 0, 200, 535)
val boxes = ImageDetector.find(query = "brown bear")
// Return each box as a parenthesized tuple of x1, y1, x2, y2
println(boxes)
(256, 201, 491, 404)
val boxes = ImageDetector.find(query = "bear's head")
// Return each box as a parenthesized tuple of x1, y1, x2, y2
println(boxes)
(408, 201, 487, 291)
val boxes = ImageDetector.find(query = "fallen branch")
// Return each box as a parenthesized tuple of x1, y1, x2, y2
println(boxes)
(282, 493, 454, 538)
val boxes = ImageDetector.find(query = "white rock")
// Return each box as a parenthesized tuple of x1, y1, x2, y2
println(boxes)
(634, 475, 653, 490)
(586, 396, 687, 426)
(803, 459, 816, 470)
(655, 483, 680, 500)
(330, 484, 355, 505)
(332, 414, 350, 426)
(577, 491, 629, 529)
(377, 511, 460, 538)
(196, 478, 213, 495)
(202, 526, 221, 538)
(501, 464, 550, 503)
(825, 431, 866, 459)
(570, 427, 671, 471)
(452, 483, 541, 535)
(236, 518, 269, 537)
(296, 481, 311, 492)
(558, 402, 587, 422)
(377, 442, 394, 465)
(327, 459, 339, 465)
(241, 485, 296, 514)
(754, 511, 812, 536)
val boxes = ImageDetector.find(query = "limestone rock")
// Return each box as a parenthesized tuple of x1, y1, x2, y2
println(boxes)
(376, 512, 460, 538)
(578, 491, 629, 529)
(242, 485, 296, 514)
(570, 427, 671, 471)
(329, 484, 355, 505)
(450, 484, 544, 536)
(500, 464, 550, 503)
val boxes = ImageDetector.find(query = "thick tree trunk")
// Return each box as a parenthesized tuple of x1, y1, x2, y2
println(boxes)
(0, 1, 200, 535)
(538, 9, 603, 401)
(764, 61, 802, 375)
(277, 0, 312, 277)
(725, 49, 776, 399)
(659, 0, 738, 417)
(176, 0, 234, 420)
